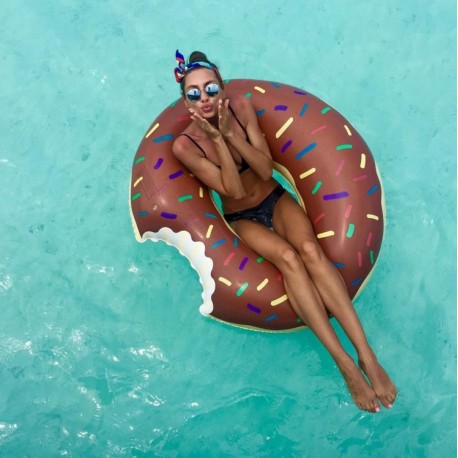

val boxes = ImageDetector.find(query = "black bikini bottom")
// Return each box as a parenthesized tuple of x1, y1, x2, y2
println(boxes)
(224, 186, 286, 229)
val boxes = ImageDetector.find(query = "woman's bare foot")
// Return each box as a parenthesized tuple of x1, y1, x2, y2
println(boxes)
(336, 356, 380, 412)
(358, 351, 397, 409)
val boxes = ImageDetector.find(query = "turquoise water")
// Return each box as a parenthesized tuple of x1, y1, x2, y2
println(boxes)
(1, 0, 456, 456)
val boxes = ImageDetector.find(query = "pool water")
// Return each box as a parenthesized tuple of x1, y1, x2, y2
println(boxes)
(1, 0, 456, 456)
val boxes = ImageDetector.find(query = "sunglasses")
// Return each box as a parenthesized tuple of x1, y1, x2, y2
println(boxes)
(186, 83, 221, 102)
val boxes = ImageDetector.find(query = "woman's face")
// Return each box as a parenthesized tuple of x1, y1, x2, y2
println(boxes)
(183, 68, 224, 118)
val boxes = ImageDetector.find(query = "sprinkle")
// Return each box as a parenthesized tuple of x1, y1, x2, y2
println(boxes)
(344, 205, 353, 219)
(204, 213, 218, 219)
(254, 86, 266, 93)
(317, 231, 335, 239)
(154, 158, 164, 169)
(211, 239, 226, 249)
(367, 214, 379, 221)
(299, 103, 309, 117)
(145, 123, 160, 138)
(206, 225, 214, 238)
(131, 192, 141, 201)
(247, 304, 261, 313)
(351, 277, 363, 287)
(178, 194, 192, 202)
(360, 153, 366, 169)
(257, 278, 269, 291)
(357, 251, 363, 267)
(275, 117, 294, 138)
(153, 134, 174, 143)
(336, 144, 352, 151)
(321, 107, 331, 114)
(344, 125, 352, 136)
(219, 277, 232, 286)
(199, 187, 204, 198)
(256, 257, 264, 263)
(239, 257, 249, 270)
(177, 115, 190, 122)
(310, 125, 327, 135)
(353, 175, 367, 182)
(169, 170, 183, 179)
(296, 317, 303, 323)
(233, 237, 239, 247)
(236, 282, 249, 296)
(324, 192, 349, 200)
(265, 314, 278, 322)
(133, 177, 143, 187)
(312, 181, 322, 194)
(161, 212, 177, 219)
(294, 90, 307, 95)
(271, 294, 288, 306)
(134, 156, 145, 165)
(335, 159, 345, 176)
(300, 168, 316, 179)
(138, 211, 149, 217)
(245, 92, 252, 98)
(296, 142, 317, 159)
(314, 213, 325, 224)
(275, 105, 288, 111)
(367, 184, 379, 195)
(224, 252, 235, 266)
(281, 140, 293, 153)
(370, 250, 375, 264)
(346, 224, 355, 238)
(333, 262, 345, 269)
(256, 109, 266, 117)
(366, 232, 373, 247)
(270, 82, 281, 88)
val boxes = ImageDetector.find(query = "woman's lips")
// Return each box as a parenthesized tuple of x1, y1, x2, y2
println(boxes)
(201, 104, 213, 113)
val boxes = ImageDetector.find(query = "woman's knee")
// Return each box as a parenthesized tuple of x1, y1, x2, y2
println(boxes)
(299, 239, 325, 265)
(276, 246, 303, 272)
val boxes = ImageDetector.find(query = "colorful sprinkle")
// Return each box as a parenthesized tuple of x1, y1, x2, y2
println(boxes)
(236, 282, 249, 296)
(344, 125, 352, 136)
(133, 177, 143, 187)
(256, 257, 264, 263)
(270, 82, 281, 88)
(224, 252, 235, 266)
(204, 213, 218, 219)
(233, 237, 239, 247)
(300, 168, 316, 179)
(357, 251, 363, 267)
(206, 225, 214, 238)
(275, 117, 294, 138)
(323, 192, 349, 200)
(257, 278, 269, 291)
(310, 125, 327, 135)
(353, 174, 367, 182)
(346, 224, 355, 238)
(271, 294, 288, 306)
(345, 205, 353, 219)
(312, 181, 322, 194)
(131, 192, 141, 201)
(317, 231, 335, 239)
(177, 115, 190, 122)
(366, 232, 373, 247)
(265, 314, 279, 322)
(178, 194, 192, 202)
(299, 103, 309, 117)
(335, 159, 345, 176)
(154, 158, 164, 169)
(161, 212, 177, 219)
(254, 86, 266, 93)
(219, 277, 232, 286)
(137, 211, 149, 217)
(145, 123, 159, 138)
(169, 170, 183, 179)
(294, 90, 307, 95)
(336, 144, 352, 151)
(245, 92, 252, 98)
(333, 262, 345, 269)
(321, 107, 331, 114)
(239, 257, 249, 270)
(211, 239, 226, 249)
(360, 153, 366, 169)
(367, 184, 379, 195)
(256, 109, 266, 117)
(281, 140, 293, 153)
(296, 142, 317, 160)
(199, 187, 204, 198)
(351, 277, 363, 287)
(247, 304, 261, 313)
(275, 105, 288, 111)
(367, 214, 379, 221)
(314, 213, 325, 224)
(370, 250, 375, 264)
(153, 134, 174, 143)
(134, 156, 145, 165)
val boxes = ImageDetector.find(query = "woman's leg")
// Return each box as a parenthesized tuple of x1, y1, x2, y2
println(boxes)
(272, 193, 397, 408)
(231, 219, 381, 412)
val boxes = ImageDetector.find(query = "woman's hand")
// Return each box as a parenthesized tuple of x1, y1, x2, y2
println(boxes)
(189, 108, 222, 140)
(218, 99, 233, 137)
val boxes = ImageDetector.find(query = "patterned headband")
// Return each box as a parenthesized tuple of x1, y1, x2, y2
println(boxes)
(174, 49, 218, 83)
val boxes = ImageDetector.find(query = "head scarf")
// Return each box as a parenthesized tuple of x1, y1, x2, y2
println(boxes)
(174, 49, 218, 83)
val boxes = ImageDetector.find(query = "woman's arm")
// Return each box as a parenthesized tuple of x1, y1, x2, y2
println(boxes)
(220, 97, 273, 181)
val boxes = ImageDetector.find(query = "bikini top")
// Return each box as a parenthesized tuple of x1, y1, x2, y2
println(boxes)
(179, 106, 250, 174)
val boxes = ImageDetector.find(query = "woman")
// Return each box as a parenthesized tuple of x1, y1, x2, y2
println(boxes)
(172, 50, 397, 413)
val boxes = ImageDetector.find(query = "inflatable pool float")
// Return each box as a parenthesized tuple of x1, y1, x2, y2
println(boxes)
(129, 79, 385, 331)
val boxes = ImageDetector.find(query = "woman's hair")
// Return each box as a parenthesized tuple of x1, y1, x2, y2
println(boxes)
(180, 51, 224, 94)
